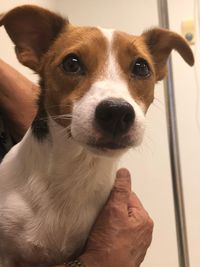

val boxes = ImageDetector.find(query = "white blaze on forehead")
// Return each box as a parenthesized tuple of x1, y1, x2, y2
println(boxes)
(98, 27, 120, 80)
(94, 26, 137, 104)
(71, 26, 146, 149)
(97, 27, 115, 44)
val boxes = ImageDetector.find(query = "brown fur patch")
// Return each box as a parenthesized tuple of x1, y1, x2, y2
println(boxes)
(112, 31, 156, 112)
(142, 28, 194, 80)
(41, 25, 109, 127)
(0, 5, 66, 71)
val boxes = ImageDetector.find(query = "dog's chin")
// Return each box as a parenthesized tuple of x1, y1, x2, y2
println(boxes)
(85, 144, 130, 158)
(71, 131, 143, 158)
(84, 138, 135, 158)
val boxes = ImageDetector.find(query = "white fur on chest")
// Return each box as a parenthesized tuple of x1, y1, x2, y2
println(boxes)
(0, 121, 117, 265)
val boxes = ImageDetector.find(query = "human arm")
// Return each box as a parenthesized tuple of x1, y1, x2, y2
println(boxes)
(0, 59, 38, 141)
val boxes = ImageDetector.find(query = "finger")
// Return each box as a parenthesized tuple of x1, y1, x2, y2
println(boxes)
(110, 168, 132, 206)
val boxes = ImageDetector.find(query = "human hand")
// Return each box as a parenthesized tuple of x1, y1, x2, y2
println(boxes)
(79, 168, 153, 267)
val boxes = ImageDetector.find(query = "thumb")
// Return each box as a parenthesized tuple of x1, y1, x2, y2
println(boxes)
(110, 168, 132, 206)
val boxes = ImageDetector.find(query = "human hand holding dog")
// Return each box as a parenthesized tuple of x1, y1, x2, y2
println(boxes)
(65, 168, 153, 267)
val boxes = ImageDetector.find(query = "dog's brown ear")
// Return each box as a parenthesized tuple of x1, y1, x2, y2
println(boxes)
(0, 13, 5, 21)
(0, 5, 66, 71)
(142, 28, 194, 81)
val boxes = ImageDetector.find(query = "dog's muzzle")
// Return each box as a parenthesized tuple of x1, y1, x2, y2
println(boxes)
(87, 98, 136, 150)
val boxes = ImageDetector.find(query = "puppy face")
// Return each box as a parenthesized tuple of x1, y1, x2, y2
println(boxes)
(42, 25, 155, 153)
(0, 5, 194, 155)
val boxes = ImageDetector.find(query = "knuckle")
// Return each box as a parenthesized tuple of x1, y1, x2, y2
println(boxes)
(112, 184, 129, 195)
(110, 203, 122, 214)
(107, 203, 126, 219)
(133, 210, 154, 229)
(111, 186, 130, 202)
(143, 213, 154, 228)
(147, 217, 154, 229)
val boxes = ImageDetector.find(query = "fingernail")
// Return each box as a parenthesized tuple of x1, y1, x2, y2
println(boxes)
(116, 168, 130, 178)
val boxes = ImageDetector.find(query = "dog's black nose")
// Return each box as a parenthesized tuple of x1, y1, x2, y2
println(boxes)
(95, 99, 135, 136)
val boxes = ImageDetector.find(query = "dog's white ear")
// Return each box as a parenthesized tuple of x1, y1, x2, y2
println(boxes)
(142, 28, 194, 81)
(0, 5, 66, 71)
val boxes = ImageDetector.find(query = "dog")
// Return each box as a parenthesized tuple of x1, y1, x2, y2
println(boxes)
(0, 5, 194, 267)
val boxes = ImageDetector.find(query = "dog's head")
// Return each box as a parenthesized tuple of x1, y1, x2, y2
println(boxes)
(0, 6, 194, 156)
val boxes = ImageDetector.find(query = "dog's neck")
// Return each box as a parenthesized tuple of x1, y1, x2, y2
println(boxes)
(13, 117, 118, 204)
(0, 117, 118, 260)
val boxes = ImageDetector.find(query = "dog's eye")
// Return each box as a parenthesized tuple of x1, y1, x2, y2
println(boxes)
(61, 54, 84, 74)
(132, 58, 150, 78)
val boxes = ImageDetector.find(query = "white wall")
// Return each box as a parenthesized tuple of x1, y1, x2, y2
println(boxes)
(168, 1, 200, 266)
(0, 1, 199, 267)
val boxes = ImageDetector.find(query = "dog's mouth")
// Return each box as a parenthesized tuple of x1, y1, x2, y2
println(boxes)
(86, 136, 134, 151)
